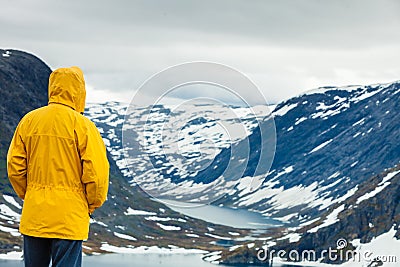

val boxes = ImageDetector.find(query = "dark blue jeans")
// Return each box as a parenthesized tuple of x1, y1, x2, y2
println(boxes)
(23, 235, 82, 267)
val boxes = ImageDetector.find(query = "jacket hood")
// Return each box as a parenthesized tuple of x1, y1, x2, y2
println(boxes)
(48, 66, 86, 113)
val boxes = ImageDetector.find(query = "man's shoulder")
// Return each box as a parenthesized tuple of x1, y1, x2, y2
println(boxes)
(19, 106, 47, 122)
(77, 113, 94, 124)
(75, 113, 99, 131)
(26, 105, 47, 115)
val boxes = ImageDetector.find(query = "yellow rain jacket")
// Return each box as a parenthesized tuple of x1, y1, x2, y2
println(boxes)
(7, 67, 109, 240)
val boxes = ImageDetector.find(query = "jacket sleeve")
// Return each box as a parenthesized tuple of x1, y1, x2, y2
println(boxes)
(77, 120, 109, 214)
(7, 121, 28, 199)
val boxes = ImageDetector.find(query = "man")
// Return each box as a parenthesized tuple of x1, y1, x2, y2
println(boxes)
(7, 66, 109, 267)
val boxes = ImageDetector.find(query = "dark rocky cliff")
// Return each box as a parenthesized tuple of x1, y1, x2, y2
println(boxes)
(0, 49, 50, 194)
(0, 49, 50, 140)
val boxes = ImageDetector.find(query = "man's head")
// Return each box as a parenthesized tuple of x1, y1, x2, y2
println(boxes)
(48, 66, 86, 114)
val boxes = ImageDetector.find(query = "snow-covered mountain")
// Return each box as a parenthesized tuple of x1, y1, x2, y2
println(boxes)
(86, 101, 273, 204)
(212, 81, 400, 223)
(206, 82, 400, 265)
(87, 80, 400, 225)
(85, 80, 400, 265)
(1, 49, 399, 265)
(84, 79, 400, 266)
(214, 165, 400, 266)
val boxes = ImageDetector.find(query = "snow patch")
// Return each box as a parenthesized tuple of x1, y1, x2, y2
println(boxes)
(2, 51, 11, 57)
(295, 117, 307, 125)
(203, 251, 222, 264)
(186, 233, 200, 238)
(156, 223, 181, 231)
(3, 195, 22, 209)
(278, 233, 302, 243)
(89, 218, 108, 227)
(0, 204, 21, 221)
(341, 226, 400, 267)
(0, 225, 20, 237)
(308, 139, 333, 154)
(124, 207, 157, 216)
(356, 170, 400, 205)
(0, 251, 22, 260)
(273, 103, 298, 117)
(113, 232, 137, 241)
(308, 204, 345, 233)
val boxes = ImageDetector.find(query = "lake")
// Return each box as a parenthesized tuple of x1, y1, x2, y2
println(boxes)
(0, 253, 310, 267)
(161, 199, 281, 229)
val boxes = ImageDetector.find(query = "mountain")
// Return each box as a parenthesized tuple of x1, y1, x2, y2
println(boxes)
(86, 80, 400, 265)
(0, 50, 251, 258)
(0, 49, 50, 138)
(213, 81, 400, 223)
(207, 82, 400, 265)
(85, 101, 272, 204)
(88, 81, 400, 226)
(275, 165, 400, 265)
(2, 49, 399, 265)
(0, 48, 51, 253)
(80, 76, 400, 266)
(0, 49, 51, 196)
(214, 165, 400, 266)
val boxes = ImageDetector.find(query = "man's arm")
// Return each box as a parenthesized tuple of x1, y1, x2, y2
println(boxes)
(7, 122, 27, 199)
(77, 120, 109, 214)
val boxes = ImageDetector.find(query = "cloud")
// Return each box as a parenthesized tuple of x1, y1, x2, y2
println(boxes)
(1, 0, 400, 104)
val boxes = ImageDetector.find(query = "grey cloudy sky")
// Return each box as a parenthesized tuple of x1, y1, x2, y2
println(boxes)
(1, 0, 400, 104)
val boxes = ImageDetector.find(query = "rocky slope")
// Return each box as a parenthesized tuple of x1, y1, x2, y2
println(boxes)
(215, 165, 400, 266)
(208, 83, 400, 265)
(214, 81, 400, 224)
(0, 49, 51, 196)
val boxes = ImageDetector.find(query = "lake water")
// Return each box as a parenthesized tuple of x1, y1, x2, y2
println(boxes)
(0, 253, 309, 267)
(161, 199, 281, 229)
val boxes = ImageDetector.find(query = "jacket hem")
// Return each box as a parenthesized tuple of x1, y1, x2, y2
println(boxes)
(20, 228, 88, 241)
